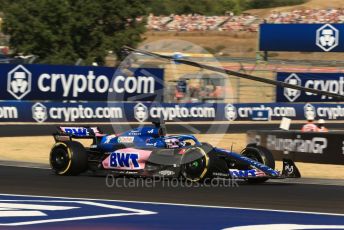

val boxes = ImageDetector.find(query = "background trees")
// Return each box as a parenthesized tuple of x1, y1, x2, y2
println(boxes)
(0, 0, 307, 64)
(1, 0, 146, 65)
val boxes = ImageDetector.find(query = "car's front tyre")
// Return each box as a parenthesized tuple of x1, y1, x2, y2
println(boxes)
(181, 147, 209, 182)
(241, 145, 275, 184)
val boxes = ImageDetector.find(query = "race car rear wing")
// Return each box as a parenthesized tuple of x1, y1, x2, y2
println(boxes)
(53, 126, 103, 142)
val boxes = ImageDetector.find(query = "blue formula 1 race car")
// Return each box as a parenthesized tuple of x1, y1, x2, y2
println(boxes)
(49, 122, 301, 183)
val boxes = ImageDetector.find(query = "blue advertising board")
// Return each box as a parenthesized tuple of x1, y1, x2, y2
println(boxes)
(260, 24, 344, 52)
(0, 101, 343, 123)
(0, 64, 164, 101)
(276, 72, 344, 102)
(0, 194, 343, 229)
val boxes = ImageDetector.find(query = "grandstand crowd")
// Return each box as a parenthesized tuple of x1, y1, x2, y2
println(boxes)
(147, 13, 259, 32)
(147, 8, 344, 32)
(1, 8, 343, 35)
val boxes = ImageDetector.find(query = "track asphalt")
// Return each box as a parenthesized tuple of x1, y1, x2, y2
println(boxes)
(0, 165, 343, 214)
(0, 165, 343, 229)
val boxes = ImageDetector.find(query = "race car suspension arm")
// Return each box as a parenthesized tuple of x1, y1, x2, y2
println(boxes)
(123, 46, 344, 100)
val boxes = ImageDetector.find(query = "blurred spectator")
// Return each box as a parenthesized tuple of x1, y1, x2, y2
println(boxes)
(301, 120, 318, 132)
(218, 14, 259, 32)
(317, 119, 329, 132)
(301, 118, 318, 132)
(146, 13, 258, 32)
(174, 80, 187, 102)
(189, 84, 200, 102)
(265, 8, 344, 24)
(210, 85, 224, 98)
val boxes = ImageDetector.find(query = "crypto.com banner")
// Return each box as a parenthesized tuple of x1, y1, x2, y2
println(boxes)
(1, 101, 344, 123)
(260, 24, 344, 52)
(0, 64, 164, 101)
(276, 72, 344, 102)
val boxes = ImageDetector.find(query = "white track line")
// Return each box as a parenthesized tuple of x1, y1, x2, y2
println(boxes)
(0, 193, 343, 217)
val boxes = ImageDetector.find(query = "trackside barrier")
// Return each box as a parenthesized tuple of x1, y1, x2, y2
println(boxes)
(260, 23, 344, 52)
(247, 130, 344, 165)
(276, 72, 344, 102)
(1, 101, 344, 123)
(0, 64, 164, 101)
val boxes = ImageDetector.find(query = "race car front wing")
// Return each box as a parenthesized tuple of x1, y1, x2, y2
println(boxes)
(216, 148, 301, 180)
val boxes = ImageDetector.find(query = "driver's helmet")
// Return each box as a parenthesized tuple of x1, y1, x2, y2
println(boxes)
(165, 138, 181, 148)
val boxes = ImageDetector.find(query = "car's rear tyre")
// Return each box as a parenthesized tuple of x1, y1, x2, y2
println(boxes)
(50, 141, 88, 176)
(181, 147, 209, 182)
(241, 145, 275, 184)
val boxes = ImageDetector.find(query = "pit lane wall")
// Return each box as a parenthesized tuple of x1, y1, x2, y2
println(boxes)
(1, 101, 344, 123)
(247, 130, 344, 165)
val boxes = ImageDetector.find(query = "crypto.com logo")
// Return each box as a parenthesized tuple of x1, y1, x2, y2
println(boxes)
(7, 65, 32, 100)
(134, 103, 148, 122)
(32, 102, 48, 123)
(224, 104, 237, 121)
(284, 73, 301, 102)
(316, 24, 339, 52)
(304, 103, 316, 121)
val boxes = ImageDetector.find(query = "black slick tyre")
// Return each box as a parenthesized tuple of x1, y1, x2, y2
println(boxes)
(50, 141, 88, 176)
(241, 145, 275, 184)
